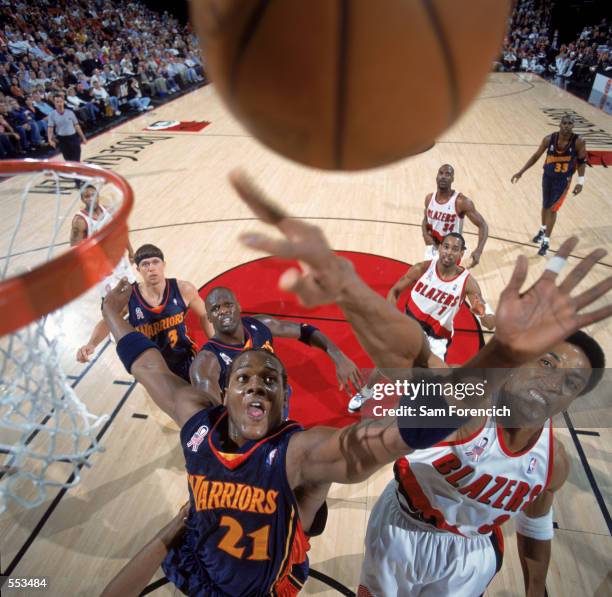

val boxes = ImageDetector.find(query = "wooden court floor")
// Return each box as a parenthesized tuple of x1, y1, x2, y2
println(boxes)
(1, 73, 611, 596)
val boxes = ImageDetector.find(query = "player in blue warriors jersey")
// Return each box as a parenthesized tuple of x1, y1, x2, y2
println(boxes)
(190, 286, 363, 399)
(99, 171, 611, 597)
(511, 113, 587, 256)
(76, 244, 208, 381)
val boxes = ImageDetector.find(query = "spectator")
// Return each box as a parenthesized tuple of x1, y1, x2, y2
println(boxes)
(126, 78, 152, 112)
(65, 85, 99, 123)
(3, 97, 43, 151)
(91, 79, 121, 116)
(0, 109, 22, 155)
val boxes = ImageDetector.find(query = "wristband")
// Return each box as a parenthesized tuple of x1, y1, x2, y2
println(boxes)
(577, 176, 585, 185)
(299, 323, 319, 345)
(116, 331, 158, 373)
(515, 509, 554, 540)
(396, 391, 468, 450)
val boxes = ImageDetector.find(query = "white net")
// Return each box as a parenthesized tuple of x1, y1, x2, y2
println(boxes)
(0, 164, 128, 512)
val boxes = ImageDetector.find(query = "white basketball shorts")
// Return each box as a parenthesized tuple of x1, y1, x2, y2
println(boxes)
(358, 482, 501, 597)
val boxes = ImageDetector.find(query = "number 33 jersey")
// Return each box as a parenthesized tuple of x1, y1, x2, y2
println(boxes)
(163, 406, 310, 597)
(127, 278, 197, 381)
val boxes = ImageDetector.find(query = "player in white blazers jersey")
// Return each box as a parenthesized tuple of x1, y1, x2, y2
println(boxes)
(389, 233, 495, 363)
(70, 185, 136, 297)
(347, 233, 495, 413)
(358, 331, 605, 597)
(422, 164, 489, 268)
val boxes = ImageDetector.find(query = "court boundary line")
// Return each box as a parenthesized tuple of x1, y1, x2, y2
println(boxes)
(5, 216, 609, 269)
(2, 381, 138, 578)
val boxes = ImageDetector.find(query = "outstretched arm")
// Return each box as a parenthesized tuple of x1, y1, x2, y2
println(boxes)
(517, 441, 569, 597)
(232, 170, 612, 487)
(511, 135, 550, 183)
(102, 279, 218, 427)
(254, 315, 364, 394)
(459, 196, 488, 268)
(387, 262, 428, 306)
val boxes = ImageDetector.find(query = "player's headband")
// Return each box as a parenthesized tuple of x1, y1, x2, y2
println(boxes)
(134, 244, 164, 266)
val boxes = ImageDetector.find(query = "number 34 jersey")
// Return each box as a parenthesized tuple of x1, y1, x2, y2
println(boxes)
(128, 278, 197, 380)
(163, 406, 310, 597)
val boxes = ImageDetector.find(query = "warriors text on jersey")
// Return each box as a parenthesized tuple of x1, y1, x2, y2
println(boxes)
(201, 317, 275, 389)
(426, 191, 464, 244)
(394, 418, 553, 538)
(128, 278, 196, 381)
(543, 133, 578, 180)
(162, 405, 309, 596)
(406, 259, 471, 339)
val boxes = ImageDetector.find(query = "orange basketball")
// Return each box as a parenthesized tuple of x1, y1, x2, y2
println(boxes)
(191, 0, 511, 170)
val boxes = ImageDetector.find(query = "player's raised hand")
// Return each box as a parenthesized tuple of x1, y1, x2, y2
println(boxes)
(467, 250, 482, 269)
(102, 277, 132, 314)
(231, 170, 354, 307)
(76, 344, 95, 363)
(510, 172, 522, 184)
(494, 237, 612, 363)
(334, 355, 365, 396)
(572, 183, 583, 196)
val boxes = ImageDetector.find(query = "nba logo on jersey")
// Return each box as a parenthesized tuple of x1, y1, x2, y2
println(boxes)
(250, 324, 257, 330)
(187, 425, 209, 453)
(266, 448, 278, 467)
(135, 307, 144, 320)
(173, 298, 178, 305)
(527, 457, 537, 474)
(220, 352, 232, 366)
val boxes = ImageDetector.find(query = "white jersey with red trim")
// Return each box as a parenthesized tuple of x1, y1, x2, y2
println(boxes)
(406, 259, 470, 339)
(77, 205, 113, 235)
(426, 190, 464, 244)
(76, 205, 135, 297)
(394, 418, 554, 537)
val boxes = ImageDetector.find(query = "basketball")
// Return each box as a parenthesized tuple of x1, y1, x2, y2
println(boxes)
(191, 0, 512, 170)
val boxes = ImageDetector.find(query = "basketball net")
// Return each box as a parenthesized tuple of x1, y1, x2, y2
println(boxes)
(0, 160, 133, 512)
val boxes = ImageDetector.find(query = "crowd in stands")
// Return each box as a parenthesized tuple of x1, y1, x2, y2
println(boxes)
(496, 0, 611, 97)
(0, 0, 206, 159)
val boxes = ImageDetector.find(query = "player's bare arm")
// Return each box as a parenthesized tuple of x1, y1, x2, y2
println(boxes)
(102, 279, 216, 426)
(69, 215, 87, 246)
(465, 276, 495, 330)
(517, 441, 569, 597)
(177, 279, 210, 336)
(458, 195, 488, 268)
(189, 350, 223, 397)
(231, 169, 612, 369)
(422, 193, 434, 245)
(573, 137, 587, 196)
(76, 318, 111, 363)
(512, 135, 551, 183)
(253, 315, 365, 394)
(387, 262, 429, 306)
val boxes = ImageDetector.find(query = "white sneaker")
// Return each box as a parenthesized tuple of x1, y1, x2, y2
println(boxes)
(348, 387, 373, 413)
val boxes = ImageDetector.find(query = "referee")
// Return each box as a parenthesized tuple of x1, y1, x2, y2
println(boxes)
(47, 92, 87, 163)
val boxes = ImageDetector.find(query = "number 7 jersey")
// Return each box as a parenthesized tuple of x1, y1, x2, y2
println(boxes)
(163, 405, 310, 596)
(406, 259, 471, 339)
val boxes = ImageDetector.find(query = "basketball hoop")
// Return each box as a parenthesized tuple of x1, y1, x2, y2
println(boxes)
(0, 159, 133, 511)
(0, 160, 133, 336)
